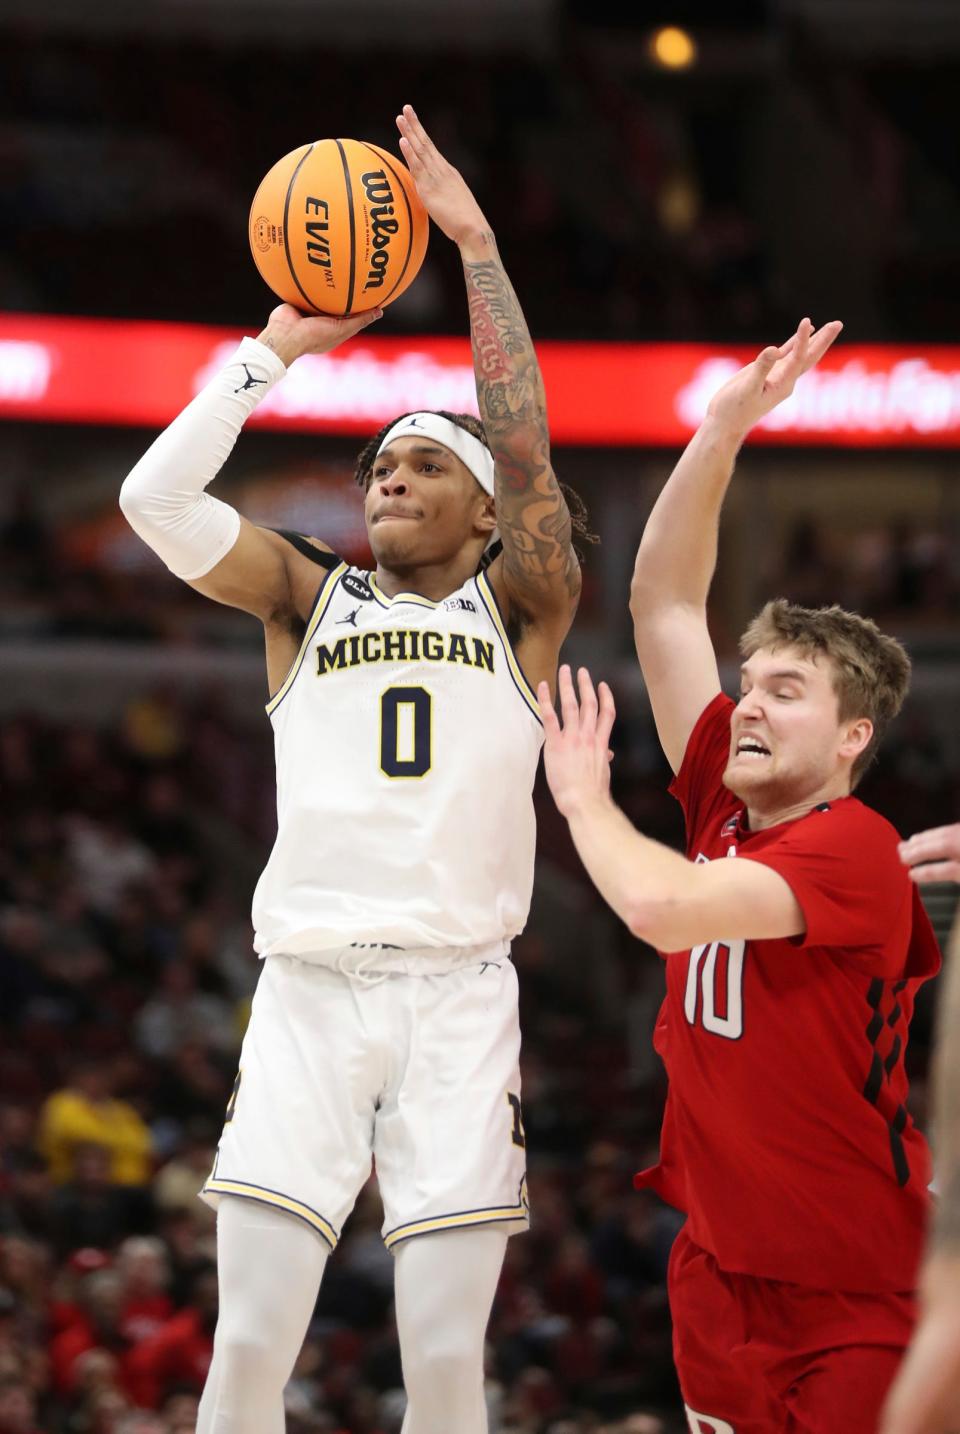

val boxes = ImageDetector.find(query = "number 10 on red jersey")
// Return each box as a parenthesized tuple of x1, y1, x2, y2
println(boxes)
(684, 940, 746, 1040)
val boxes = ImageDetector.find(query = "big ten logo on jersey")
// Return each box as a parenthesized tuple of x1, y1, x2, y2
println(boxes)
(443, 597, 476, 614)
(685, 1409, 735, 1434)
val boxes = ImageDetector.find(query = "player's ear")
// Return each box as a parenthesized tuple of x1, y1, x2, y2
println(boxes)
(477, 494, 497, 536)
(839, 716, 873, 763)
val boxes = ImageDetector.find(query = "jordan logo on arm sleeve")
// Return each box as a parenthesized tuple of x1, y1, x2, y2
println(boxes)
(234, 364, 268, 394)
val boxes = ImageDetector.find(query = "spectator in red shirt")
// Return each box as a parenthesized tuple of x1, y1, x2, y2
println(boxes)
(125, 1264, 217, 1410)
(115, 1238, 173, 1345)
(49, 1269, 133, 1397)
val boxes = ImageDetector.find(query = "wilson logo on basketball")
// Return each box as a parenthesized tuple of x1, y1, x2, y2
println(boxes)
(360, 170, 400, 291)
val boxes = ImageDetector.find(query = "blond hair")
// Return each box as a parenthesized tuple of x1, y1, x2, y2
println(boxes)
(739, 599, 911, 785)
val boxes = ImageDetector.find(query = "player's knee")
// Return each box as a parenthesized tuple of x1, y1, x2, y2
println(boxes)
(213, 1321, 285, 1393)
(403, 1328, 484, 1397)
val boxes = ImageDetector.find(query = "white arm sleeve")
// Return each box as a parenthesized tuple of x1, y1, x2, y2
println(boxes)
(118, 336, 287, 580)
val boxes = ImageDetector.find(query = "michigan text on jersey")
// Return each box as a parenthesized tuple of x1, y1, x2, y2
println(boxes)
(315, 629, 496, 676)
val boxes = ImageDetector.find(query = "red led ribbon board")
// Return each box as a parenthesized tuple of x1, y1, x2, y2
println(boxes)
(2, 312, 960, 447)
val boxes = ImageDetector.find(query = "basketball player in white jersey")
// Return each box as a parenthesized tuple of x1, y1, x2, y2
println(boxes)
(119, 106, 584, 1434)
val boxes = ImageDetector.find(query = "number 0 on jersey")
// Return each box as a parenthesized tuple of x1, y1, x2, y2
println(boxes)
(380, 686, 432, 778)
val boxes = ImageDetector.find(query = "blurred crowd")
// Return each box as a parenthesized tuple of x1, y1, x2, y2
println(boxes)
(0, 31, 774, 340)
(2, 22, 957, 344)
(771, 516, 960, 631)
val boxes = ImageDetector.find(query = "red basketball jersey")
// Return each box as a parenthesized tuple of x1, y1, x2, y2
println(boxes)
(635, 694, 941, 1292)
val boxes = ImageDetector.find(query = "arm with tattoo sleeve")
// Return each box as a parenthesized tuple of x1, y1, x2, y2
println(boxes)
(460, 237, 580, 620)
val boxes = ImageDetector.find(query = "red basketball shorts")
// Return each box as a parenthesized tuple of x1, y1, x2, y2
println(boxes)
(669, 1226, 917, 1434)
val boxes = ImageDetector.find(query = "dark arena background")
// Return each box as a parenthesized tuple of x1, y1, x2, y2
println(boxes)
(1, 1, 959, 1431)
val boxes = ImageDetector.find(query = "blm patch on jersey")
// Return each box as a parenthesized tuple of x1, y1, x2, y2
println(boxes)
(342, 573, 374, 602)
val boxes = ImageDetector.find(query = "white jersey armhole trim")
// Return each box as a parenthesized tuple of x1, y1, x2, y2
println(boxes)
(265, 562, 348, 717)
(474, 571, 543, 725)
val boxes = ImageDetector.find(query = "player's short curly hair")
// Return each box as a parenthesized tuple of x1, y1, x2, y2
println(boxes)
(353, 410, 597, 553)
(739, 598, 911, 785)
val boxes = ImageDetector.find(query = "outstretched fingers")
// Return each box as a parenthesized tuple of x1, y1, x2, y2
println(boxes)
(753, 345, 782, 383)
(597, 680, 616, 756)
(756, 317, 842, 389)
(557, 663, 580, 730)
(537, 680, 560, 735)
(899, 824, 960, 869)
(402, 104, 432, 146)
(766, 317, 812, 389)
(576, 667, 598, 729)
(805, 319, 844, 369)
(396, 105, 435, 165)
(907, 860, 960, 885)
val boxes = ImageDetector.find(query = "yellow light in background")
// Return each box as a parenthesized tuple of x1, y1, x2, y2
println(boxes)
(658, 171, 700, 236)
(650, 26, 697, 70)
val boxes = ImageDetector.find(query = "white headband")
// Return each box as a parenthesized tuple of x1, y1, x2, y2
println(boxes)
(376, 412, 496, 496)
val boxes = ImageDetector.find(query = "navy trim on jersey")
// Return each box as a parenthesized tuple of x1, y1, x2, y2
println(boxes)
(266, 563, 349, 717)
(365, 572, 441, 610)
(474, 572, 543, 726)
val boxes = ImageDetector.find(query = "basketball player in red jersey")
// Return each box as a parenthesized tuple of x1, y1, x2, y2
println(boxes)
(881, 825, 960, 1434)
(536, 319, 941, 1433)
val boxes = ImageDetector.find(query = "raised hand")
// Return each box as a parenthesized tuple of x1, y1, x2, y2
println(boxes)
(256, 301, 382, 367)
(707, 317, 843, 438)
(898, 823, 960, 884)
(537, 665, 616, 819)
(396, 104, 489, 248)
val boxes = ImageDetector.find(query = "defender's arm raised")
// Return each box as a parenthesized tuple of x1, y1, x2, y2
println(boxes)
(631, 318, 842, 774)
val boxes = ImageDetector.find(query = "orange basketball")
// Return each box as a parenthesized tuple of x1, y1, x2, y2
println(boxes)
(248, 139, 429, 317)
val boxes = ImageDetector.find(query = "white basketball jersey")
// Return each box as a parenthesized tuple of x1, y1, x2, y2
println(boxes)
(251, 563, 545, 960)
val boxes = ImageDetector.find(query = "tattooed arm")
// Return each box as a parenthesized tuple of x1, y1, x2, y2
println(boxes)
(458, 235, 580, 623)
(396, 106, 580, 654)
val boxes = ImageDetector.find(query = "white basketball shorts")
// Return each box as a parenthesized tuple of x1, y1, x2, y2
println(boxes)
(202, 948, 529, 1252)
